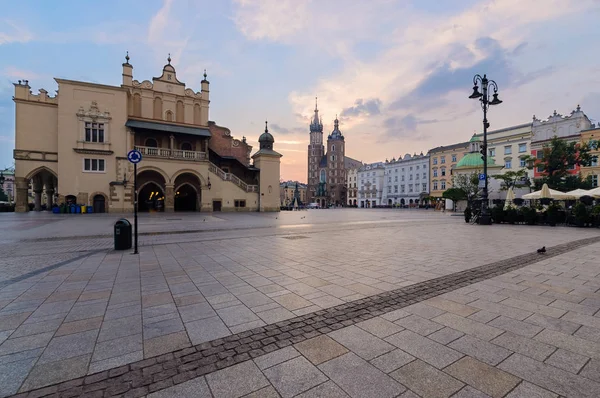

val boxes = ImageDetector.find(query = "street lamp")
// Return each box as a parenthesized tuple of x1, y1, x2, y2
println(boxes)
(469, 74, 502, 225)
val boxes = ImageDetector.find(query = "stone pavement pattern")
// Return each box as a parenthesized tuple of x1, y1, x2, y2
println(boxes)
(1, 210, 600, 397)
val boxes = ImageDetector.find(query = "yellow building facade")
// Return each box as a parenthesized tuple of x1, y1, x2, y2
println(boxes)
(580, 127, 600, 187)
(13, 54, 281, 213)
(279, 182, 307, 206)
(428, 142, 470, 197)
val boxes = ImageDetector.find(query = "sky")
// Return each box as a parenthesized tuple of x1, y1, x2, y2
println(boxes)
(1, 0, 600, 182)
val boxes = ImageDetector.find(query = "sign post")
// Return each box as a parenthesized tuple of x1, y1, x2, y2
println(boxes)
(127, 149, 142, 254)
(478, 173, 486, 189)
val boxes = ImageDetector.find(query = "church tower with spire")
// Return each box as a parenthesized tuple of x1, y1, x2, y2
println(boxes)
(307, 97, 324, 203)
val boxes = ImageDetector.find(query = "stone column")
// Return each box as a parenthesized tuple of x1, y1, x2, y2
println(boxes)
(34, 189, 43, 211)
(46, 188, 54, 210)
(165, 184, 175, 212)
(170, 134, 174, 150)
(15, 177, 29, 212)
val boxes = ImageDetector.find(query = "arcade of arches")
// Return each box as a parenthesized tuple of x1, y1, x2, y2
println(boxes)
(14, 167, 58, 212)
(136, 170, 202, 212)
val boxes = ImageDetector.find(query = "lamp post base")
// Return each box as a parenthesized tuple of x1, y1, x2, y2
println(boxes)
(479, 212, 492, 225)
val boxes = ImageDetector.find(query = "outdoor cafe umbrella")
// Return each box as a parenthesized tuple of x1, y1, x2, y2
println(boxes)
(522, 183, 576, 200)
(504, 187, 515, 210)
(565, 188, 591, 198)
(585, 186, 600, 198)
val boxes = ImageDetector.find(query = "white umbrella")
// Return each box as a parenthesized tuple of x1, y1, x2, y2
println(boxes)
(566, 189, 591, 198)
(522, 183, 576, 200)
(585, 187, 600, 198)
(504, 187, 515, 210)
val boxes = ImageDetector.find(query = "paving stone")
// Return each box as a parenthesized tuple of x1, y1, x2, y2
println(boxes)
(319, 352, 405, 398)
(142, 292, 174, 308)
(64, 302, 107, 322)
(10, 317, 63, 338)
(468, 290, 508, 303)
(562, 311, 600, 329)
(54, 316, 103, 337)
(428, 327, 465, 345)
(550, 299, 599, 316)
(431, 313, 504, 341)
(254, 347, 300, 370)
(487, 316, 543, 338)
(0, 357, 37, 397)
(580, 359, 600, 383)
(0, 332, 54, 356)
(468, 300, 533, 321)
(243, 386, 281, 398)
(88, 350, 143, 374)
(395, 314, 444, 336)
(147, 376, 212, 398)
(498, 353, 600, 397)
(294, 335, 348, 365)
(295, 380, 349, 398)
(186, 316, 231, 345)
(144, 331, 191, 358)
(403, 302, 446, 319)
(424, 297, 478, 316)
(216, 305, 260, 327)
(501, 298, 566, 319)
(257, 307, 295, 324)
(381, 308, 410, 322)
(97, 315, 142, 342)
(20, 354, 90, 392)
(385, 330, 463, 369)
(467, 311, 499, 324)
(144, 317, 185, 339)
(229, 319, 266, 334)
(91, 333, 142, 362)
(445, 356, 520, 398)
(272, 293, 313, 311)
(452, 386, 492, 398)
(544, 348, 589, 374)
(38, 329, 98, 364)
(329, 325, 394, 360)
(390, 359, 463, 398)
(523, 313, 581, 334)
(534, 328, 600, 359)
(448, 335, 512, 366)
(369, 348, 415, 373)
(263, 356, 328, 398)
(177, 302, 216, 323)
(206, 360, 270, 398)
(574, 325, 600, 343)
(438, 291, 478, 305)
(505, 381, 558, 398)
(356, 317, 404, 338)
(491, 332, 555, 362)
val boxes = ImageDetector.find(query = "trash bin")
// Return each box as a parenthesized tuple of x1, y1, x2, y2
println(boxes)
(87, 206, 93, 213)
(75, 206, 81, 214)
(114, 219, 132, 250)
(81, 205, 87, 214)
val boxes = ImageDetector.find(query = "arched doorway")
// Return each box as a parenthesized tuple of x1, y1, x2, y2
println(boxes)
(174, 184, 197, 211)
(353, 199, 357, 206)
(93, 194, 106, 213)
(65, 195, 77, 205)
(388, 199, 392, 205)
(173, 172, 201, 212)
(139, 183, 164, 212)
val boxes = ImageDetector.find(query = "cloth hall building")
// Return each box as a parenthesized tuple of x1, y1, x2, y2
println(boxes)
(306, 101, 361, 206)
(12, 54, 281, 213)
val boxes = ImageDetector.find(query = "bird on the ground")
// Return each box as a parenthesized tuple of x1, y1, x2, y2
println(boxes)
(276, 217, 278, 219)
(203, 219, 206, 222)
(537, 246, 546, 254)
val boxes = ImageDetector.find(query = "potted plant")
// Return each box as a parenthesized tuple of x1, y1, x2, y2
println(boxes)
(505, 207, 518, 224)
(573, 202, 590, 227)
(491, 205, 505, 224)
(522, 206, 537, 225)
(546, 203, 560, 226)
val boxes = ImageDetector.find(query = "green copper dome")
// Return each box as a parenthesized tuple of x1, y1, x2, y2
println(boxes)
(455, 153, 497, 169)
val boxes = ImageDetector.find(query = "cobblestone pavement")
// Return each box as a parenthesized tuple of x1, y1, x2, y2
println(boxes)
(1, 210, 600, 397)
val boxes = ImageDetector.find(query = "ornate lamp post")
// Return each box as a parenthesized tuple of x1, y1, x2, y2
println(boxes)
(469, 74, 503, 225)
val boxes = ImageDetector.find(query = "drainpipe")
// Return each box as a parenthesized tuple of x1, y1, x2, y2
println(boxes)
(257, 171, 261, 212)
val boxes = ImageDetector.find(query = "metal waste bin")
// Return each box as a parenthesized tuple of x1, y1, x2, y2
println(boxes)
(114, 219, 132, 250)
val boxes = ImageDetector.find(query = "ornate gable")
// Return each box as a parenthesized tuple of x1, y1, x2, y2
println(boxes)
(76, 101, 111, 121)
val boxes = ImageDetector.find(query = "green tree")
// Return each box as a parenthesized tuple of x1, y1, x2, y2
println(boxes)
(442, 187, 466, 211)
(491, 169, 529, 191)
(451, 173, 480, 205)
(533, 136, 597, 190)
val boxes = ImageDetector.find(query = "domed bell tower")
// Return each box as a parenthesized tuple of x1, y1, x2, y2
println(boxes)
(252, 121, 282, 212)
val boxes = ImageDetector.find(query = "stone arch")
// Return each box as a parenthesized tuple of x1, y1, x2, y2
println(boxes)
(171, 169, 206, 186)
(165, 110, 174, 122)
(89, 191, 108, 213)
(137, 166, 170, 185)
(174, 183, 199, 211)
(25, 166, 57, 181)
(181, 142, 193, 151)
(138, 182, 165, 212)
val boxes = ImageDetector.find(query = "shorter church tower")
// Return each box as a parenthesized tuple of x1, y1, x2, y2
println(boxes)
(327, 115, 346, 205)
(252, 121, 282, 212)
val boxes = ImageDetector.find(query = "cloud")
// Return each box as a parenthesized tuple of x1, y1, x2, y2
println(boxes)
(1, 66, 45, 81)
(340, 98, 382, 118)
(269, 123, 305, 135)
(0, 20, 34, 45)
(382, 114, 437, 140)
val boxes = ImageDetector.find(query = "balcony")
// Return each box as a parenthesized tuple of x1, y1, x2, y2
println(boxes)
(135, 146, 207, 161)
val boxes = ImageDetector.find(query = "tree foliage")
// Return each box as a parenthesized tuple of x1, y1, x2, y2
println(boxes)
(0, 186, 7, 202)
(532, 136, 597, 190)
(491, 169, 529, 191)
(451, 173, 480, 204)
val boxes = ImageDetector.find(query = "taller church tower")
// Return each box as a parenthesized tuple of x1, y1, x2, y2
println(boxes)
(307, 98, 324, 203)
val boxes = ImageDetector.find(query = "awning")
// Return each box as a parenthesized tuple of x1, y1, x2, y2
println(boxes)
(126, 119, 211, 137)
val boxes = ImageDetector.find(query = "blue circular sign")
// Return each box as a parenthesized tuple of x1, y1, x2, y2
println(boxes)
(127, 149, 142, 164)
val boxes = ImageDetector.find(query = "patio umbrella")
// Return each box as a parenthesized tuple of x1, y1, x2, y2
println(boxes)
(565, 188, 591, 198)
(586, 187, 600, 198)
(504, 187, 516, 210)
(522, 183, 576, 200)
